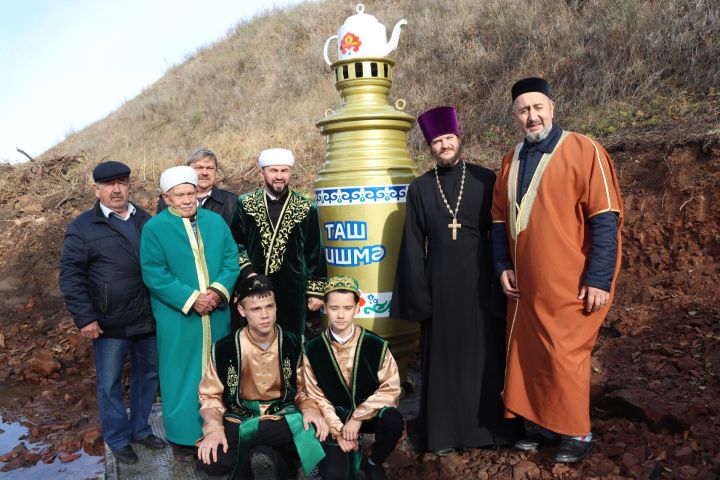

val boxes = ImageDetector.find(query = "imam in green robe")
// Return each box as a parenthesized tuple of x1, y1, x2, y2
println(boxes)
(141, 207, 239, 446)
(230, 188, 327, 335)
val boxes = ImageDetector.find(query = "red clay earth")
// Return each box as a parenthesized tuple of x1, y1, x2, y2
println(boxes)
(0, 123, 718, 479)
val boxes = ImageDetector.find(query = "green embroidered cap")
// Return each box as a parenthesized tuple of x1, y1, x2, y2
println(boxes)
(324, 276, 361, 296)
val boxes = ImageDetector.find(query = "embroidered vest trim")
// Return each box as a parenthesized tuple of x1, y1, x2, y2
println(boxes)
(213, 325, 302, 418)
(305, 327, 387, 422)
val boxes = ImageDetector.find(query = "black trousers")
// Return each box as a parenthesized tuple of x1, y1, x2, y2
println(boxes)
(319, 408, 404, 480)
(197, 418, 295, 478)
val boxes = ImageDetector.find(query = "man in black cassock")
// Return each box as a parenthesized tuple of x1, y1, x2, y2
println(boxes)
(391, 106, 522, 455)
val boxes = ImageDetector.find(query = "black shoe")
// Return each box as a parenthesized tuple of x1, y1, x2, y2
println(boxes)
(401, 374, 416, 396)
(514, 432, 562, 451)
(112, 445, 138, 464)
(171, 444, 197, 463)
(250, 449, 278, 480)
(432, 447, 454, 456)
(135, 433, 167, 450)
(555, 439, 592, 463)
(365, 462, 388, 480)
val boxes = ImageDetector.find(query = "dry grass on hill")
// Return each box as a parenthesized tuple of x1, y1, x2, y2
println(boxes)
(2, 0, 719, 199)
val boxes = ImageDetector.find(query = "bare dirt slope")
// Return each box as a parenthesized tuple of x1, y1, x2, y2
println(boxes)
(0, 123, 718, 479)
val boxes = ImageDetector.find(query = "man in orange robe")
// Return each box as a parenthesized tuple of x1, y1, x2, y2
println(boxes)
(491, 77, 623, 463)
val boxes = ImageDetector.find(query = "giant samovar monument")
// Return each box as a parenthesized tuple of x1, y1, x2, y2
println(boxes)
(315, 4, 419, 382)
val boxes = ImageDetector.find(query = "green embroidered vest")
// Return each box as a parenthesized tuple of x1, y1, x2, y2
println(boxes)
(213, 325, 302, 419)
(305, 327, 387, 423)
(212, 326, 325, 477)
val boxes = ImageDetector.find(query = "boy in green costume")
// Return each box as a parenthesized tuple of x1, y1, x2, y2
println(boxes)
(196, 274, 328, 478)
(304, 276, 404, 480)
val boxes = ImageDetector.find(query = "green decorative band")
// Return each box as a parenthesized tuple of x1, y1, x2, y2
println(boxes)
(356, 292, 392, 318)
(363, 301, 390, 315)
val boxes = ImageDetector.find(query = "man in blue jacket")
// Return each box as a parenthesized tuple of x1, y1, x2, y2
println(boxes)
(59, 161, 166, 464)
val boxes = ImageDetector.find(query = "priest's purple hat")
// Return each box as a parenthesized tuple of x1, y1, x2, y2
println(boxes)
(511, 77, 552, 102)
(417, 106, 460, 144)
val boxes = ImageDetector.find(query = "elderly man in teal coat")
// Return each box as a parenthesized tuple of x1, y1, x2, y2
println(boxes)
(141, 165, 239, 462)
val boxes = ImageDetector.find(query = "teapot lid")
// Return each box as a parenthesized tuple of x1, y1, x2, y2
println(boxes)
(344, 4, 381, 25)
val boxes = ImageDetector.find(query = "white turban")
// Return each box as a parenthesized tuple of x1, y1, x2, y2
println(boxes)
(258, 148, 294, 168)
(160, 166, 198, 193)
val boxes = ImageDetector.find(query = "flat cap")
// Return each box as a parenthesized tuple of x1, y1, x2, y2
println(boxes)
(93, 161, 131, 182)
(236, 274, 274, 301)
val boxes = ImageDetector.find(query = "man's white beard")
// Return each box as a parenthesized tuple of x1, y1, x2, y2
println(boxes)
(525, 124, 552, 144)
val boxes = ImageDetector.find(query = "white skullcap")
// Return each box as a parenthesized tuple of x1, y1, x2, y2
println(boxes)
(160, 166, 198, 193)
(258, 148, 295, 168)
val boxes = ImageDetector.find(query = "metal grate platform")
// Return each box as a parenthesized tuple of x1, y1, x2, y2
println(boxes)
(104, 404, 229, 480)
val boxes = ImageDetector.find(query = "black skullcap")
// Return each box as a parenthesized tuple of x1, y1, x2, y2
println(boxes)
(511, 77, 552, 102)
(93, 161, 131, 182)
(236, 274, 274, 301)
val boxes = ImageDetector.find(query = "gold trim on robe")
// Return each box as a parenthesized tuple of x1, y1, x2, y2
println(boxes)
(241, 189, 311, 275)
(209, 281, 230, 302)
(508, 132, 569, 240)
(181, 217, 213, 375)
(182, 290, 201, 315)
(306, 279, 326, 296)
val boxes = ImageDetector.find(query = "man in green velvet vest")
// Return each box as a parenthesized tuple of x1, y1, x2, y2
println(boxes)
(196, 274, 328, 479)
(230, 148, 327, 335)
(304, 276, 405, 480)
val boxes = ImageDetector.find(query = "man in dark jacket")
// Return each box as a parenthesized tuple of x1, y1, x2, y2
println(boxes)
(60, 161, 166, 464)
(156, 147, 237, 225)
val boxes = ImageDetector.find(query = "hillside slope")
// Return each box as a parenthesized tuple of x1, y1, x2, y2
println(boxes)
(28, 0, 720, 179)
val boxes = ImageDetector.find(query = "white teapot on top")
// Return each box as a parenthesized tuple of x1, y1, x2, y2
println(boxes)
(323, 4, 407, 65)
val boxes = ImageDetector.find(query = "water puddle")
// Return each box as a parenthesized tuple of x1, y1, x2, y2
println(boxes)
(0, 415, 104, 479)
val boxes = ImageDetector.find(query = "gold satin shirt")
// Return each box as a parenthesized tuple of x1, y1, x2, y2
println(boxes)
(197, 326, 318, 443)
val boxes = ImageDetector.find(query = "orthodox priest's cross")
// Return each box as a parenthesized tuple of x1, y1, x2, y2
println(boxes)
(434, 160, 467, 241)
(448, 218, 462, 240)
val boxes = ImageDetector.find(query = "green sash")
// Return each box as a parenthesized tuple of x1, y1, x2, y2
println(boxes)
(213, 326, 324, 476)
(228, 401, 324, 477)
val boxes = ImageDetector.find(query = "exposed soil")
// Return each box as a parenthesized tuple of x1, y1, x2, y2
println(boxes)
(1, 123, 719, 479)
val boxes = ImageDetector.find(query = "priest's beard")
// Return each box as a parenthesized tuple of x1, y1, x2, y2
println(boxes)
(433, 144, 462, 167)
(265, 179, 289, 197)
(525, 123, 552, 144)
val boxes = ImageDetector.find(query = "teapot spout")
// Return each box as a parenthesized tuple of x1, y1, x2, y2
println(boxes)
(383, 19, 407, 56)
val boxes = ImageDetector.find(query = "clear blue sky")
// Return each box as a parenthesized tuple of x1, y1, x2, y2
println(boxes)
(0, 0, 306, 163)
